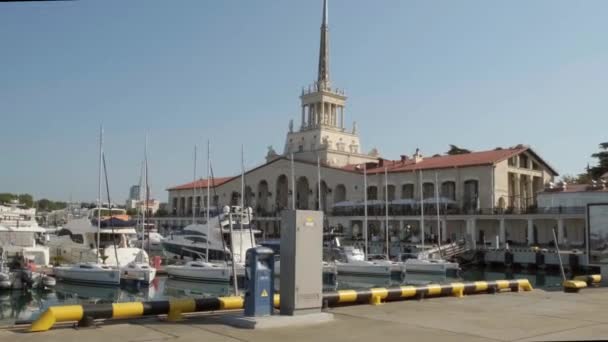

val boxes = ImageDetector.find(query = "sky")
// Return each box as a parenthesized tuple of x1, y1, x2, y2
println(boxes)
(1, 0, 607, 203)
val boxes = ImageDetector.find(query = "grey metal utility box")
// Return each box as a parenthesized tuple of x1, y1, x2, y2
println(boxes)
(280, 210, 323, 316)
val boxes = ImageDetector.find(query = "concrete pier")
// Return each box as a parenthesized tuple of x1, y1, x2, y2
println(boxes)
(6, 287, 608, 341)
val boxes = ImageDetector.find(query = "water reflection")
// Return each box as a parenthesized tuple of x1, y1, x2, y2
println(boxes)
(164, 279, 232, 298)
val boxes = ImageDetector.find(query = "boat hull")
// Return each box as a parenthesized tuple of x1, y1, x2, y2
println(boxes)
(54, 267, 121, 286)
(335, 262, 392, 277)
(165, 264, 231, 283)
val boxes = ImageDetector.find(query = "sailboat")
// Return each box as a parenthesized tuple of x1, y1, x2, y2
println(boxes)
(401, 170, 460, 284)
(121, 137, 157, 284)
(164, 143, 252, 288)
(53, 127, 121, 286)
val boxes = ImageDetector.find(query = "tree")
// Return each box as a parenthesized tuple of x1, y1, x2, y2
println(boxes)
(589, 142, 608, 179)
(155, 208, 169, 217)
(446, 145, 472, 155)
(561, 174, 590, 185)
(18, 194, 34, 208)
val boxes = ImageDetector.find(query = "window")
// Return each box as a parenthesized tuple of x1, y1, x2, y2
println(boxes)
(71, 234, 84, 244)
(401, 184, 414, 199)
(423, 183, 434, 199)
(185, 236, 208, 244)
(57, 229, 72, 237)
(441, 181, 456, 200)
(519, 155, 529, 169)
(79, 264, 94, 269)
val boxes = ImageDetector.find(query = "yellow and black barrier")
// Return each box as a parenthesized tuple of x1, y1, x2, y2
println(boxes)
(30, 279, 532, 332)
(30, 296, 243, 332)
(563, 280, 587, 293)
(573, 274, 601, 287)
(323, 279, 532, 306)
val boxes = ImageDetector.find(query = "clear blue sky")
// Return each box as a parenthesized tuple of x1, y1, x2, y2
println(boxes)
(1, 0, 606, 202)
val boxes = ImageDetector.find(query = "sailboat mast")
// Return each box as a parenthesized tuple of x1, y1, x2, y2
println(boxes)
(384, 167, 389, 260)
(192, 145, 197, 225)
(205, 140, 211, 262)
(137, 160, 144, 255)
(363, 163, 368, 260)
(242, 145, 254, 247)
(144, 135, 150, 257)
(239, 145, 244, 260)
(228, 211, 239, 296)
(419, 169, 425, 251)
(435, 171, 443, 258)
(96, 125, 103, 260)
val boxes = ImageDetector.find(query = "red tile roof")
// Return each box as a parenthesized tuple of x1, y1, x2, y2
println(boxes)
(167, 177, 233, 191)
(344, 146, 557, 175)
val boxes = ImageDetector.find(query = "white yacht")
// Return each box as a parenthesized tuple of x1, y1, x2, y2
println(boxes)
(0, 201, 50, 266)
(165, 260, 245, 283)
(162, 206, 257, 264)
(54, 262, 121, 286)
(132, 228, 164, 252)
(163, 206, 257, 282)
(46, 207, 150, 267)
(333, 246, 393, 276)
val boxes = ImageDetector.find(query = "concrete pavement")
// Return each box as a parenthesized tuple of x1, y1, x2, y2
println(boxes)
(4, 288, 608, 342)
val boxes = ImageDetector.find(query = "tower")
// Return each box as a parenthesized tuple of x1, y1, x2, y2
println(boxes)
(282, 0, 378, 167)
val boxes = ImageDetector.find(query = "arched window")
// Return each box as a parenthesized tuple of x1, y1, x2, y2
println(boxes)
(441, 181, 456, 200)
(367, 186, 378, 201)
(296, 177, 310, 210)
(334, 184, 347, 203)
(401, 184, 414, 199)
(275, 175, 289, 210)
(423, 183, 434, 199)
(463, 179, 479, 210)
(385, 185, 396, 201)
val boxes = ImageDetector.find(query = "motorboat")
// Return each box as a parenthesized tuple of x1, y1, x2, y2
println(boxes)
(401, 258, 461, 285)
(132, 230, 164, 252)
(333, 246, 393, 276)
(0, 200, 50, 266)
(53, 262, 121, 286)
(325, 236, 393, 277)
(0, 253, 55, 290)
(120, 261, 157, 284)
(165, 260, 244, 283)
(46, 207, 150, 267)
(162, 206, 258, 264)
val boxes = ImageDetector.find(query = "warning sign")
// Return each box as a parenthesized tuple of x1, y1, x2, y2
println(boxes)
(261, 289, 268, 297)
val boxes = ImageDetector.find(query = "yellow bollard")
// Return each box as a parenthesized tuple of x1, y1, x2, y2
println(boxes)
(167, 299, 196, 322)
(30, 305, 84, 332)
(369, 288, 388, 306)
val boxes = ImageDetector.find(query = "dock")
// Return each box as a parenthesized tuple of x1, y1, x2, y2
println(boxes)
(5, 287, 608, 341)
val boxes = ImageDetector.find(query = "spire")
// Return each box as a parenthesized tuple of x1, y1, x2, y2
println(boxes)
(317, 0, 330, 89)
